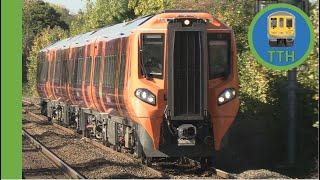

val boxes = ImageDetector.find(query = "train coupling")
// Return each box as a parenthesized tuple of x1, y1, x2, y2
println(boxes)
(177, 124, 196, 146)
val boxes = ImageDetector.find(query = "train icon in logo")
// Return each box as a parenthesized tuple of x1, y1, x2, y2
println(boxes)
(268, 11, 295, 47)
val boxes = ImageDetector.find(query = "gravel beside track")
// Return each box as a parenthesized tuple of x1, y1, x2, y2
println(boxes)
(23, 113, 164, 179)
(23, 99, 290, 179)
(23, 136, 68, 179)
(238, 169, 290, 179)
(22, 100, 227, 179)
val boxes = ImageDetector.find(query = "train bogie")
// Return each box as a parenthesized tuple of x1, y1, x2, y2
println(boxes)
(37, 10, 240, 159)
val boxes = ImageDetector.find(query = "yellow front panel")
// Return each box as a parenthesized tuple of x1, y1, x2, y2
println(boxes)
(269, 15, 295, 38)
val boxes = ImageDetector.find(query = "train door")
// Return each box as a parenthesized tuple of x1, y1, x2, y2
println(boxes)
(114, 38, 123, 116)
(60, 49, 69, 102)
(115, 38, 128, 116)
(97, 42, 108, 112)
(53, 49, 62, 99)
(47, 51, 56, 100)
(44, 52, 50, 99)
(51, 50, 59, 100)
(167, 22, 208, 121)
(101, 40, 117, 114)
(83, 44, 94, 108)
(71, 46, 85, 106)
(37, 52, 48, 98)
(91, 41, 104, 112)
(67, 47, 77, 105)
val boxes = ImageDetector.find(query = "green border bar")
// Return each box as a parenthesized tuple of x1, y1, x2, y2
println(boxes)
(1, 0, 22, 178)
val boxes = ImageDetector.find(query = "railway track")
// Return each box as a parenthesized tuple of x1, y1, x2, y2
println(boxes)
(22, 98, 236, 179)
(23, 128, 85, 179)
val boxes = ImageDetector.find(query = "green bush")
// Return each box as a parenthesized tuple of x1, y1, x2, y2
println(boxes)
(26, 26, 68, 97)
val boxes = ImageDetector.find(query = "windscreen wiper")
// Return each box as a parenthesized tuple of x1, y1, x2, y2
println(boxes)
(139, 50, 152, 80)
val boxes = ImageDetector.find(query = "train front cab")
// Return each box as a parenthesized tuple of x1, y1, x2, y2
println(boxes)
(128, 12, 240, 158)
(268, 11, 295, 47)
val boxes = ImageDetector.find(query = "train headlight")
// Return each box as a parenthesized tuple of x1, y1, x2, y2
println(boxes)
(218, 88, 236, 105)
(135, 88, 156, 106)
(184, 19, 190, 26)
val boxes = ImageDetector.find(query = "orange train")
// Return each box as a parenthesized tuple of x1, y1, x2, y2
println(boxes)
(37, 10, 240, 161)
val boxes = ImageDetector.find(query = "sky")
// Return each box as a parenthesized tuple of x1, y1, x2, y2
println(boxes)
(43, 0, 317, 14)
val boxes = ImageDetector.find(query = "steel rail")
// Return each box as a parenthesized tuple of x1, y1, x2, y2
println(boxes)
(23, 100, 235, 179)
(22, 129, 86, 179)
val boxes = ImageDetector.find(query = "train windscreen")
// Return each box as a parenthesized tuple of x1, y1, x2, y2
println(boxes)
(208, 33, 230, 79)
(286, 18, 293, 28)
(271, 18, 277, 28)
(141, 34, 164, 79)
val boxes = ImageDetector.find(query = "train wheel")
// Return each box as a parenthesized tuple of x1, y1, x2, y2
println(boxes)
(269, 40, 277, 47)
(142, 156, 152, 166)
(133, 125, 143, 158)
(286, 40, 294, 47)
(40, 101, 47, 116)
(116, 145, 121, 152)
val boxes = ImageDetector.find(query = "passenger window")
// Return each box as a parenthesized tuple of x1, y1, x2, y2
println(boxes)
(85, 57, 92, 84)
(141, 34, 164, 79)
(54, 59, 61, 84)
(208, 33, 230, 79)
(50, 61, 55, 82)
(104, 55, 115, 88)
(271, 18, 277, 28)
(104, 56, 109, 87)
(68, 59, 74, 84)
(62, 58, 69, 84)
(110, 55, 116, 87)
(279, 18, 284, 27)
(94, 56, 101, 86)
(77, 58, 84, 85)
(42, 60, 48, 83)
(286, 18, 293, 28)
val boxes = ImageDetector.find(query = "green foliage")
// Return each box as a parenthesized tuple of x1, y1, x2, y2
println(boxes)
(50, 3, 75, 26)
(70, 0, 136, 35)
(23, 0, 70, 83)
(129, 0, 174, 16)
(26, 27, 68, 96)
(298, 0, 319, 128)
(23, 0, 69, 50)
(24, 0, 318, 129)
(174, 0, 256, 53)
(209, 0, 256, 53)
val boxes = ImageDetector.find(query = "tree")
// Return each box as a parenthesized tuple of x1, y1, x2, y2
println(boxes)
(23, 0, 69, 83)
(50, 3, 75, 26)
(26, 27, 68, 96)
(69, 0, 177, 36)
(70, 0, 137, 35)
(128, 0, 174, 16)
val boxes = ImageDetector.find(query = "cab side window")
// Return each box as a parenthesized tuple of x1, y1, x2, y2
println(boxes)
(286, 18, 293, 28)
(271, 18, 277, 28)
(208, 33, 231, 79)
(85, 56, 92, 84)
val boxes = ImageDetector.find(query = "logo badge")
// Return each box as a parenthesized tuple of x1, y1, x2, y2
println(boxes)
(249, 3, 314, 70)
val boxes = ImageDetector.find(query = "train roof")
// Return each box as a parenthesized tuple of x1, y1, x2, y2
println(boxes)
(40, 10, 225, 52)
(40, 15, 153, 52)
(269, 11, 294, 17)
